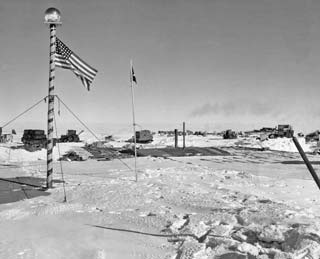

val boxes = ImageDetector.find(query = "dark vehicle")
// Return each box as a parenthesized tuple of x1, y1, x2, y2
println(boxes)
(194, 131, 207, 136)
(135, 130, 153, 143)
(223, 129, 237, 139)
(21, 129, 47, 151)
(305, 131, 319, 143)
(269, 125, 294, 139)
(59, 130, 83, 143)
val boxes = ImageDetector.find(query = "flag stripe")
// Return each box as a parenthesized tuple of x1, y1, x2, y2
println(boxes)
(73, 69, 90, 90)
(69, 62, 94, 83)
(72, 53, 98, 75)
(69, 54, 96, 78)
(69, 55, 96, 81)
(55, 55, 73, 69)
(68, 56, 95, 81)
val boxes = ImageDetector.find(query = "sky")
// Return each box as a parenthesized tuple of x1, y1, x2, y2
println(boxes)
(1, 0, 320, 133)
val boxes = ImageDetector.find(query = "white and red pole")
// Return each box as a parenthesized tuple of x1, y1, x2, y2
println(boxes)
(44, 8, 61, 188)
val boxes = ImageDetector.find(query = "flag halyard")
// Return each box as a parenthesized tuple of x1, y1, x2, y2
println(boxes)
(55, 37, 98, 90)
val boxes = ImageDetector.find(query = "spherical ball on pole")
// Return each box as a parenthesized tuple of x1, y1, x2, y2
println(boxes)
(44, 7, 61, 24)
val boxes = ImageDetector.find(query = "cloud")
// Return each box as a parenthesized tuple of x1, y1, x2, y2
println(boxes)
(189, 100, 275, 118)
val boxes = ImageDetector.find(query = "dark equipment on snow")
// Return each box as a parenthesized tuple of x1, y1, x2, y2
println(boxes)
(223, 129, 237, 139)
(21, 129, 47, 151)
(305, 130, 319, 143)
(269, 125, 294, 138)
(59, 129, 83, 143)
(135, 130, 153, 144)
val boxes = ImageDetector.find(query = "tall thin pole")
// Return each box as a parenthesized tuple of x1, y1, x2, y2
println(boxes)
(46, 24, 57, 188)
(130, 60, 138, 182)
(183, 122, 186, 149)
(174, 129, 178, 148)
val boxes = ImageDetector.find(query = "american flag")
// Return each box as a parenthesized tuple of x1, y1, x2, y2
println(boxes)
(55, 37, 98, 91)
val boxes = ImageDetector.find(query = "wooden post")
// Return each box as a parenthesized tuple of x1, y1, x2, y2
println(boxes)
(292, 136, 320, 191)
(174, 129, 178, 148)
(183, 122, 186, 149)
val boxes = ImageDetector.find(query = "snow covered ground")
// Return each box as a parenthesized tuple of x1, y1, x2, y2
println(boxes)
(0, 133, 316, 163)
(0, 134, 319, 258)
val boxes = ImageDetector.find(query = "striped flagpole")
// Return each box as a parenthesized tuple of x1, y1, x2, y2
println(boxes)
(46, 23, 57, 188)
(44, 7, 61, 189)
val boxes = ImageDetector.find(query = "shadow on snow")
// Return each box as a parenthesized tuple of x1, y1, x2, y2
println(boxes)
(0, 176, 63, 204)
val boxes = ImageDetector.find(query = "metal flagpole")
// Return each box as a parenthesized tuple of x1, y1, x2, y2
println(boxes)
(130, 60, 138, 182)
(44, 8, 61, 188)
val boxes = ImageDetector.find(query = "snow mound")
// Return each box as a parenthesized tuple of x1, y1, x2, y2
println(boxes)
(261, 137, 314, 153)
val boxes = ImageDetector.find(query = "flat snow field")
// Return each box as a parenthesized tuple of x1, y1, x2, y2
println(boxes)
(0, 136, 320, 258)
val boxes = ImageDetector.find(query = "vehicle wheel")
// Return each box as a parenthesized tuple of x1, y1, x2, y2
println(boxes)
(68, 136, 74, 142)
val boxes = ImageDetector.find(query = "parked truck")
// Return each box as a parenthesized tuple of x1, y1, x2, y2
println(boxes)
(59, 130, 83, 143)
(268, 125, 294, 138)
(135, 130, 153, 143)
(305, 130, 319, 143)
(223, 129, 237, 139)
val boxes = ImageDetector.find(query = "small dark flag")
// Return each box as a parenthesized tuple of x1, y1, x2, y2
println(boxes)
(131, 66, 137, 84)
(55, 37, 98, 91)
